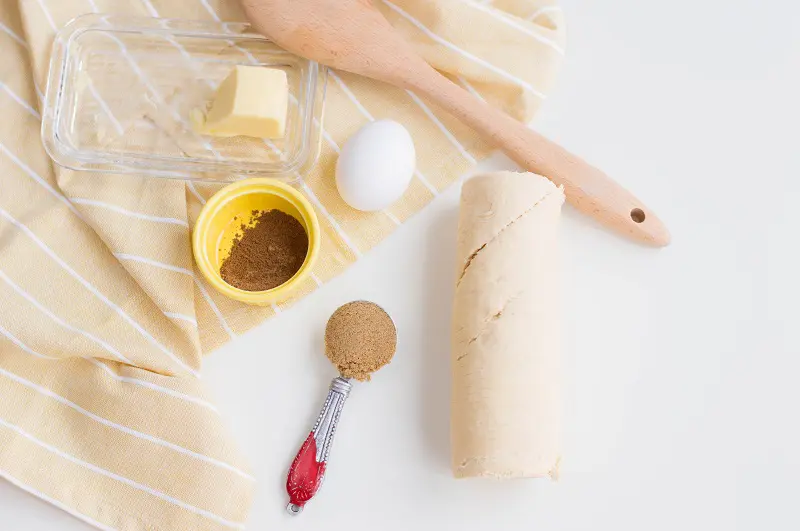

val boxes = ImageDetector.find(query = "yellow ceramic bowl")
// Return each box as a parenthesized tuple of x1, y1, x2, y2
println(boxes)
(193, 178, 320, 305)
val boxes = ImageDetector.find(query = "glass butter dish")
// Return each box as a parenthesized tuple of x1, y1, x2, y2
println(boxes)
(42, 14, 327, 182)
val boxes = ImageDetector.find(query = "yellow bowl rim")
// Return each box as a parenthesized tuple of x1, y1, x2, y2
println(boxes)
(192, 178, 320, 305)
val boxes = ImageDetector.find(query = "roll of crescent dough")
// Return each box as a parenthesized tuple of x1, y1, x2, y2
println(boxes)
(451, 171, 564, 479)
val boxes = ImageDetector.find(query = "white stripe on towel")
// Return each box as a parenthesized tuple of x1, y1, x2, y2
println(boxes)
(0, 323, 215, 414)
(319, 122, 341, 153)
(405, 90, 477, 164)
(0, 269, 133, 364)
(384, 210, 401, 226)
(87, 359, 218, 413)
(71, 198, 189, 227)
(0, 417, 246, 529)
(0, 324, 57, 360)
(0, 469, 116, 531)
(0, 141, 81, 217)
(0, 208, 198, 377)
(0, 21, 29, 48)
(0, 367, 250, 479)
(87, 83, 126, 136)
(0, 81, 40, 119)
(140, 1, 216, 89)
(194, 278, 236, 340)
(164, 312, 199, 327)
(379, 0, 547, 99)
(328, 71, 375, 121)
(33, 80, 44, 104)
(196, 0, 259, 63)
(457, 75, 486, 103)
(456, 0, 564, 55)
(0, 271, 214, 411)
(526, 5, 562, 22)
(32, 0, 57, 31)
(299, 181, 362, 257)
(114, 253, 194, 276)
(197, 0, 222, 20)
(187, 181, 207, 205)
(140, 0, 158, 17)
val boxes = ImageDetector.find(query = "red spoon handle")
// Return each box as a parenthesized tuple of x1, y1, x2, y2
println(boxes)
(285, 377, 352, 514)
(286, 432, 327, 513)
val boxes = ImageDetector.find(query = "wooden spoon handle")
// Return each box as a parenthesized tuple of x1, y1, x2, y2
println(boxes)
(409, 70, 670, 246)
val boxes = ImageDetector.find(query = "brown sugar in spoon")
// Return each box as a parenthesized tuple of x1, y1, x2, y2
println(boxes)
(240, 0, 670, 246)
(285, 301, 397, 514)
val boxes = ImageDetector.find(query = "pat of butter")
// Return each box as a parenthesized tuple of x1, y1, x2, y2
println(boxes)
(193, 66, 288, 138)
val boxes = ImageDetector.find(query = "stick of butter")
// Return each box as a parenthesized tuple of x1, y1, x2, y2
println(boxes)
(192, 65, 288, 138)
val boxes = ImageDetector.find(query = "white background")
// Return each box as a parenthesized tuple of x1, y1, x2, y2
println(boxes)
(2, 0, 798, 529)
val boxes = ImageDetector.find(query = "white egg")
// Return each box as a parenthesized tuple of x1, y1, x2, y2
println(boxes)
(335, 120, 416, 212)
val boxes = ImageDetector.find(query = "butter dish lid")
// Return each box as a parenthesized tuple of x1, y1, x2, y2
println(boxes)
(41, 14, 327, 182)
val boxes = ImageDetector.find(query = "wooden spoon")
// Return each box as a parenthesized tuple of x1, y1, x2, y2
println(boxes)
(241, 0, 670, 246)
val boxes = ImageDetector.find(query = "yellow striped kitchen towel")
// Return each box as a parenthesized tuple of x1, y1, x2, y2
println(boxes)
(0, 0, 564, 529)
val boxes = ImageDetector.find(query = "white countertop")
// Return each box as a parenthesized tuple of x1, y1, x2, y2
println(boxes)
(2, 0, 798, 529)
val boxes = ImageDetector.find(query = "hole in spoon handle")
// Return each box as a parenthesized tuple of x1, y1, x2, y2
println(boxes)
(630, 208, 646, 223)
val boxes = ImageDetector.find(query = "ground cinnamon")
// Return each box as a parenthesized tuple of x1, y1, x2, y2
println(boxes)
(220, 209, 308, 292)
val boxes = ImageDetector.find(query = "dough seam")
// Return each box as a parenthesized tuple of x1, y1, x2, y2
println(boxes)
(456, 187, 558, 286)
(457, 290, 524, 362)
